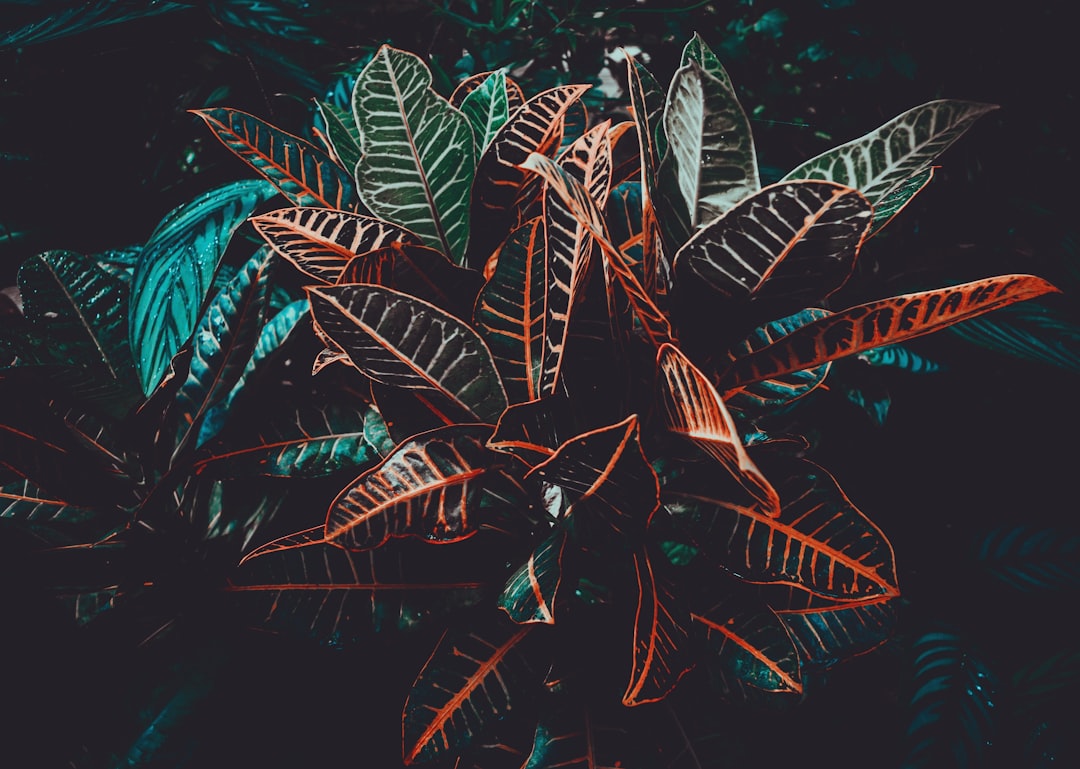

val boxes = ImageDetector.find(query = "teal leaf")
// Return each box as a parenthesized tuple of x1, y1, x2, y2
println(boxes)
(0, 1, 190, 49)
(315, 100, 363, 176)
(976, 526, 1080, 592)
(499, 526, 567, 624)
(460, 69, 511, 157)
(857, 343, 943, 373)
(129, 179, 277, 395)
(949, 301, 1080, 373)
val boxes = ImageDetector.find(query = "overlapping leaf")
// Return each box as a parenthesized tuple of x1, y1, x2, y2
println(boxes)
(403, 618, 541, 764)
(460, 70, 512, 157)
(324, 424, 495, 550)
(1, 478, 96, 527)
(522, 705, 638, 769)
(949, 300, 1080, 373)
(558, 120, 615, 208)
(656, 343, 779, 516)
(129, 179, 277, 395)
(251, 206, 423, 284)
(352, 46, 476, 265)
(450, 70, 526, 114)
(869, 167, 935, 237)
(664, 457, 898, 599)
(673, 181, 872, 312)
(718, 274, 1059, 391)
(315, 100, 363, 176)
(194, 108, 358, 210)
(778, 594, 898, 668)
(499, 526, 567, 624)
(307, 284, 507, 424)
(782, 100, 998, 231)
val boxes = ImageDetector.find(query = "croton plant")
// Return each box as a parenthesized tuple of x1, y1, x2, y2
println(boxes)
(0, 35, 1059, 766)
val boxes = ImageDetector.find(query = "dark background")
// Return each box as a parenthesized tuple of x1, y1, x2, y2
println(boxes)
(2, 1, 1077, 766)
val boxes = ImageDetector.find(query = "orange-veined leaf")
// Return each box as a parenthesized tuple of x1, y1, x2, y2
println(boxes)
(656, 343, 779, 516)
(250, 206, 423, 284)
(718, 274, 1060, 391)
(488, 394, 605, 468)
(324, 424, 496, 550)
(777, 594, 898, 668)
(499, 526, 567, 625)
(522, 705, 638, 769)
(307, 284, 508, 424)
(869, 167, 935, 237)
(557, 120, 614, 209)
(623, 548, 695, 706)
(193, 107, 358, 210)
(450, 70, 526, 114)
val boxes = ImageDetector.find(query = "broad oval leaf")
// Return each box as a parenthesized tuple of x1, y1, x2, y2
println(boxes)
(718, 275, 1060, 391)
(352, 45, 476, 264)
(193, 107, 358, 210)
(307, 283, 508, 424)
(656, 343, 779, 516)
(664, 457, 899, 599)
(673, 181, 872, 312)
(324, 424, 496, 550)
(404, 617, 542, 764)
(781, 100, 998, 231)
(129, 179, 278, 395)
(499, 526, 567, 625)
(251, 206, 423, 284)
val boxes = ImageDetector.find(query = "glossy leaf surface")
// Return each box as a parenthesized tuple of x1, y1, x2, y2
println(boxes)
(778, 594, 898, 668)
(129, 179, 277, 395)
(352, 46, 476, 264)
(692, 598, 802, 695)
(307, 284, 507, 423)
(499, 526, 567, 624)
(460, 70, 511, 157)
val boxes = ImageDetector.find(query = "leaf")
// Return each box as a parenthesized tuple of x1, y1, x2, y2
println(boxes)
(722, 309, 832, 417)
(857, 343, 943, 373)
(1, 477, 96, 527)
(781, 100, 998, 231)
(0, 0, 189, 49)
(226, 539, 490, 642)
(475, 218, 547, 404)
(129, 179, 277, 395)
(901, 632, 999, 769)
(163, 248, 274, 460)
(558, 120, 615, 209)
(673, 181, 872, 313)
(656, 343, 779, 516)
(522, 705, 638, 769)
(209, 0, 326, 44)
(976, 525, 1080, 592)
(352, 45, 476, 264)
(623, 548, 695, 706)
(404, 618, 542, 764)
(657, 58, 759, 242)
(307, 284, 508, 423)
(324, 424, 496, 550)
(488, 394, 607, 468)
(868, 167, 934, 237)
(528, 415, 659, 535)
(499, 526, 567, 624)
(949, 301, 1080, 373)
(194, 108, 357, 210)
(718, 275, 1060, 392)
(664, 457, 898, 600)
(1012, 647, 1080, 717)
(251, 206, 423, 284)
(460, 70, 511, 157)
(777, 594, 898, 668)
(315, 100, 363, 174)
(692, 598, 802, 696)
(450, 70, 526, 114)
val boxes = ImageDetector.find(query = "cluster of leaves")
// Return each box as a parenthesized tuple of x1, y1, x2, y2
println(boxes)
(1, 32, 1063, 766)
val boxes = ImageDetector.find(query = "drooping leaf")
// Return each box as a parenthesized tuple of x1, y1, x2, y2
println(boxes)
(499, 526, 567, 624)
(656, 343, 779, 516)
(307, 284, 508, 423)
(664, 457, 899, 600)
(718, 275, 1060, 392)
(623, 548, 695, 706)
(403, 617, 542, 764)
(0, 0, 189, 49)
(673, 181, 872, 314)
(777, 594, 898, 668)
(226, 538, 491, 642)
(722, 308, 832, 418)
(900, 631, 999, 769)
(163, 247, 274, 459)
(193, 108, 358, 210)
(352, 45, 476, 264)
(251, 206, 423, 284)
(323, 424, 496, 550)
(976, 525, 1080, 592)
(781, 100, 998, 231)
(692, 598, 802, 697)
(475, 218, 547, 404)
(460, 70, 511, 157)
(315, 100, 363, 175)
(949, 300, 1080, 373)
(129, 179, 277, 395)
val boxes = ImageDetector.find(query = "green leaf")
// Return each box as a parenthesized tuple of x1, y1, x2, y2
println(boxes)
(499, 526, 567, 625)
(976, 526, 1080, 592)
(352, 45, 476, 264)
(868, 167, 934, 237)
(778, 595, 898, 668)
(307, 283, 508, 424)
(460, 70, 511, 157)
(1, 477, 96, 526)
(315, 100, 363, 175)
(209, 0, 326, 45)
(857, 343, 943, 373)
(129, 179, 277, 395)
(194, 108, 358, 210)
(781, 100, 998, 231)
(0, 0, 190, 49)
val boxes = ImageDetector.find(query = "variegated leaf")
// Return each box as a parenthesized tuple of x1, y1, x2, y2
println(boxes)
(251, 206, 423, 284)
(307, 284, 508, 424)
(1, 478, 96, 526)
(869, 167, 934, 237)
(324, 424, 495, 550)
(450, 70, 526, 114)
(778, 594, 898, 668)
(315, 100, 363, 176)
(781, 100, 998, 231)
(673, 181, 872, 311)
(557, 120, 614, 208)
(522, 705, 638, 769)
(499, 526, 567, 624)
(656, 343, 779, 516)
(352, 45, 476, 264)
(718, 274, 1059, 391)
(129, 179, 277, 395)
(460, 70, 511, 157)
(193, 108, 357, 210)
